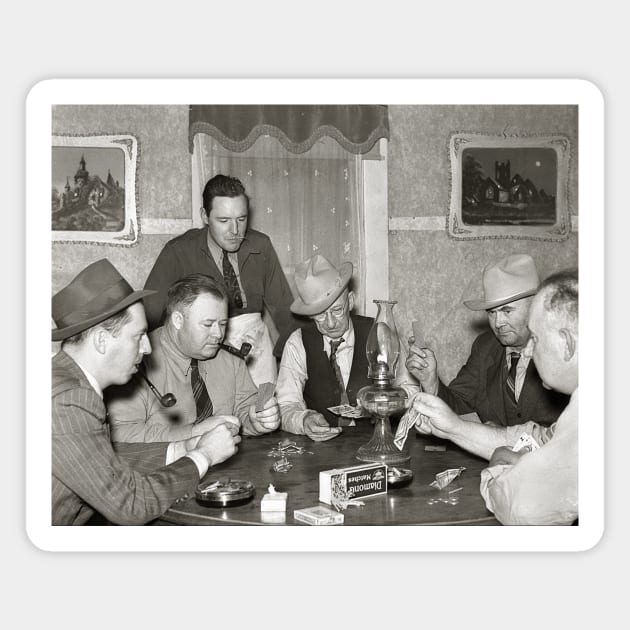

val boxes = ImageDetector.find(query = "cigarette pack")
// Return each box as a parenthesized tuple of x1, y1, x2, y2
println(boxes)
(293, 505, 344, 526)
(319, 462, 388, 505)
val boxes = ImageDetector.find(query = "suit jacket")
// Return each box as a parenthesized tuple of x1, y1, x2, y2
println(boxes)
(438, 331, 568, 426)
(51, 351, 200, 525)
(142, 227, 299, 356)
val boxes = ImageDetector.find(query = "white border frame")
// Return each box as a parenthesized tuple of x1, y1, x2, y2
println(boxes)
(27, 79, 603, 552)
(51, 134, 138, 244)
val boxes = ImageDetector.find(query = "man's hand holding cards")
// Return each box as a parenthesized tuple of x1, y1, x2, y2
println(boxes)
(247, 382, 280, 435)
(303, 410, 342, 442)
(406, 321, 439, 395)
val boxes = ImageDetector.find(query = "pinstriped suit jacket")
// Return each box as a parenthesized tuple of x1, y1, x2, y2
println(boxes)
(52, 351, 200, 525)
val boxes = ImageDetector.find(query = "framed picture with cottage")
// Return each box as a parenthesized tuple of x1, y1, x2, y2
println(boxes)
(448, 132, 572, 241)
(51, 134, 139, 244)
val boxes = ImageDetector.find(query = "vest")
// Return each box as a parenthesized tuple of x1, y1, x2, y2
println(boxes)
(302, 315, 372, 425)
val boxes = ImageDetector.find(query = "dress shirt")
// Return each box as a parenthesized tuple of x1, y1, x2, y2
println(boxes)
(505, 340, 533, 401)
(107, 325, 258, 442)
(206, 234, 248, 308)
(479, 388, 578, 525)
(277, 321, 419, 434)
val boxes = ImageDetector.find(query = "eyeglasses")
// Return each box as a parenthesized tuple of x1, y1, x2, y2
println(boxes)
(313, 303, 347, 323)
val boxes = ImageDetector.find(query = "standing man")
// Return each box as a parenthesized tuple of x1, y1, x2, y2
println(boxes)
(51, 259, 240, 525)
(408, 270, 579, 525)
(406, 254, 568, 426)
(276, 254, 417, 441)
(143, 174, 298, 386)
(107, 274, 280, 442)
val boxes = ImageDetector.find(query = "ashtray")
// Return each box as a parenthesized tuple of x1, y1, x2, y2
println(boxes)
(195, 479, 255, 508)
(387, 467, 414, 488)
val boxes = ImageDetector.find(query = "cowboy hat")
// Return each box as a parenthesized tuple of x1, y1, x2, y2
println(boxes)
(464, 254, 539, 311)
(52, 258, 156, 341)
(290, 254, 353, 316)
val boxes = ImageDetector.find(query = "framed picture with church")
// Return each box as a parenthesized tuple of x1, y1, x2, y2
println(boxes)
(51, 134, 139, 244)
(447, 132, 571, 241)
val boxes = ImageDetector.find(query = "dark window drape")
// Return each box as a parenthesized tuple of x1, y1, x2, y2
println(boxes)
(189, 105, 389, 154)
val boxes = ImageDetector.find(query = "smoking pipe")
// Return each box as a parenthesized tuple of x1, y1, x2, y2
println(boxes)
(138, 367, 177, 407)
(219, 342, 252, 360)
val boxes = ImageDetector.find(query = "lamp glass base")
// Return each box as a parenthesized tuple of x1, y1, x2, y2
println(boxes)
(355, 416, 411, 465)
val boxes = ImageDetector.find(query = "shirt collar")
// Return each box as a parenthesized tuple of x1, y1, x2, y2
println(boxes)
(72, 358, 103, 399)
(322, 319, 355, 351)
(504, 338, 533, 364)
(160, 325, 196, 375)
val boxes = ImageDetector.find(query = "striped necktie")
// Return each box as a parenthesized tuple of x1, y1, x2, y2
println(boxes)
(329, 338, 350, 405)
(222, 250, 243, 310)
(190, 359, 213, 423)
(506, 352, 520, 403)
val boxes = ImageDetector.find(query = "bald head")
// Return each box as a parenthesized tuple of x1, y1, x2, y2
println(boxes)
(528, 269, 578, 395)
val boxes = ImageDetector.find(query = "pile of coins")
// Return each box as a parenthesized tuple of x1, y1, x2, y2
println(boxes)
(426, 486, 463, 506)
(267, 439, 312, 473)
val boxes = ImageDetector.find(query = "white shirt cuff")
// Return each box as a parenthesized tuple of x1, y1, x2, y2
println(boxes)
(184, 450, 209, 478)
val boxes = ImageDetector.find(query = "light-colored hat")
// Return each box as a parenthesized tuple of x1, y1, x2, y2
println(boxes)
(290, 254, 353, 316)
(52, 259, 156, 341)
(464, 254, 539, 311)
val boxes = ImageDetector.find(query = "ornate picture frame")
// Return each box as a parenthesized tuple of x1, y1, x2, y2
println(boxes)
(51, 134, 138, 244)
(448, 132, 571, 241)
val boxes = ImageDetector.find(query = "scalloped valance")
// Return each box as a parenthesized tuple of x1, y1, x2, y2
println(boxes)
(189, 105, 389, 155)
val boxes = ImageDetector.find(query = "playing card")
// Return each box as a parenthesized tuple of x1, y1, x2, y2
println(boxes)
(511, 432, 540, 453)
(256, 381, 275, 412)
(394, 409, 418, 450)
(411, 320, 427, 348)
(326, 404, 368, 418)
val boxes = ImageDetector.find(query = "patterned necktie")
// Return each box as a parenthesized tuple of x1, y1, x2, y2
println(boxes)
(329, 338, 350, 405)
(222, 250, 243, 310)
(506, 352, 520, 403)
(190, 359, 213, 424)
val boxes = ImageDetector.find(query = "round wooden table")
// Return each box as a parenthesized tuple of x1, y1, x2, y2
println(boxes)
(154, 422, 499, 526)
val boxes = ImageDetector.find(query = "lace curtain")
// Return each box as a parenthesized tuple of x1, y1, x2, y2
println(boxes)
(190, 106, 389, 315)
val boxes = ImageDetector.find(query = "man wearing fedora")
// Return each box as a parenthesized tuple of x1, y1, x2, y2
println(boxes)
(407, 269, 579, 525)
(406, 254, 568, 427)
(106, 273, 280, 443)
(276, 254, 415, 442)
(51, 259, 241, 525)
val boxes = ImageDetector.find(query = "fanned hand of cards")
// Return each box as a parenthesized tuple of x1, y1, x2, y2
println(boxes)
(256, 382, 275, 412)
(411, 320, 427, 348)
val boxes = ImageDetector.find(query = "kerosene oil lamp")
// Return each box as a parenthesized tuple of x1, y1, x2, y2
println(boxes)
(356, 300, 410, 465)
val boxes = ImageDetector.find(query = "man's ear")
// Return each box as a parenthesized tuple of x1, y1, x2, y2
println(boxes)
(348, 291, 355, 312)
(171, 310, 184, 330)
(199, 206, 208, 226)
(559, 328, 576, 361)
(92, 328, 107, 355)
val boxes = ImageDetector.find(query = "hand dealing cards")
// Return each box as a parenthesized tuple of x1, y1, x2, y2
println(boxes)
(255, 382, 275, 412)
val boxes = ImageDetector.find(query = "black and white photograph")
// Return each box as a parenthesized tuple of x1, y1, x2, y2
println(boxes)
(26, 79, 602, 554)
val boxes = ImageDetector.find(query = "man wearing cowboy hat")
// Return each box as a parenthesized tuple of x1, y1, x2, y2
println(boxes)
(51, 259, 241, 525)
(276, 254, 416, 441)
(406, 254, 568, 427)
(406, 270, 579, 525)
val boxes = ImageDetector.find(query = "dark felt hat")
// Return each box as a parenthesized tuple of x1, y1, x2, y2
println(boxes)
(52, 259, 156, 341)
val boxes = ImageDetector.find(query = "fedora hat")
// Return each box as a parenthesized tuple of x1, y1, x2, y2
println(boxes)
(290, 254, 353, 316)
(52, 259, 156, 341)
(464, 254, 539, 311)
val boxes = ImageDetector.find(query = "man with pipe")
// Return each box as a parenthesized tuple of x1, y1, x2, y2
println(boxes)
(107, 273, 280, 443)
(51, 259, 241, 525)
(143, 174, 299, 386)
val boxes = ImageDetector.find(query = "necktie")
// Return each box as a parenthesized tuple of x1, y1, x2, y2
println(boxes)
(506, 352, 520, 403)
(222, 251, 243, 310)
(329, 338, 350, 406)
(190, 358, 213, 424)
